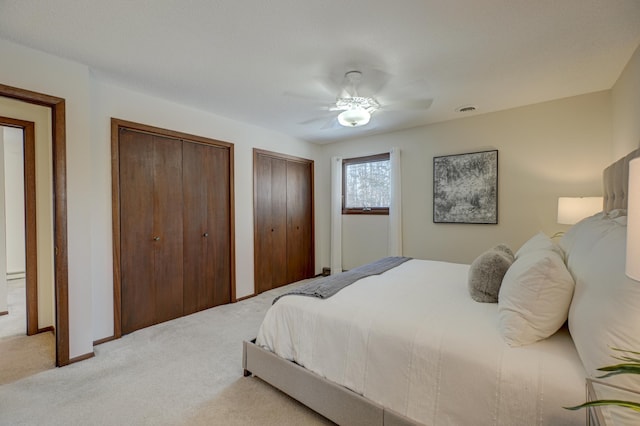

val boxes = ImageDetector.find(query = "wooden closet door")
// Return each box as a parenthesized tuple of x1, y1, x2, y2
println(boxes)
(119, 130, 183, 334)
(120, 130, 155, 333)
(254, 153, 287, 293)
(152, 136, 184, 324)
(286, 160, 314, 283)
(183, 141, 231, 314)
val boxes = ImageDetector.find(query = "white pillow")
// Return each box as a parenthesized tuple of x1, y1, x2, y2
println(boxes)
(564, 213, 640, 390)
(515, 231, 563, 259)
(559, 211, 624, 257)
(498, 249, 575, 346)
(559, 212, 607, 256)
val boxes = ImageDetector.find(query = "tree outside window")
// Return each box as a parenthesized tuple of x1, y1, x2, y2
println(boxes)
(342, 153, 390, 215)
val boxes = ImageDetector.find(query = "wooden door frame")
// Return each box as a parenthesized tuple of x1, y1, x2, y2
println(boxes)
(0, 117, 38, 336)
(252, 148, 315, 295)
(0, 84, 70, 366)
(111, 118, 236, 338)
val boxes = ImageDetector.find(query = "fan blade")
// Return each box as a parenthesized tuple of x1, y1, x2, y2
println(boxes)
(298, 112, 335, 125)
(358, 68, 392, 96)
(283, 91, 335, 106)
(382, 98, 433, 111)
(301, 114, 340, 130)
(317, 71, 347, 97)
(342, 70, 362, 97)
(320, 117, 341, 130)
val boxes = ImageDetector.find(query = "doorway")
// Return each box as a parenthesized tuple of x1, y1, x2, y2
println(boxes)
(0, 119, 56, 383)
(0, 84, 69, 366)
(0, 124, 31, 338)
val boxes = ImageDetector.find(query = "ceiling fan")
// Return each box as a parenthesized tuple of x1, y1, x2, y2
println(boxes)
(297, 69, 433, 129)
(331, 70, 379, 127)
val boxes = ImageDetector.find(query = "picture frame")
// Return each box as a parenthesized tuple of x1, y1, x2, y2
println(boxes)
(433, 150, 498, 224)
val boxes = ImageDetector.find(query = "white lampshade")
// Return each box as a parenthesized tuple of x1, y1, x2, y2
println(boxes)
(337, 107, 371, 127)
(627, 157, 639, 281)
(557, 197, 603, 225)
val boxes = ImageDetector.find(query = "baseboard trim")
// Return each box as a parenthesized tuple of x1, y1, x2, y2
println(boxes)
(93, 335, 116, 346)
(7, 271, 26, 280)
(37, 326, 55, 334)
(68, 351, 95, 364)
(236, 293, 256, 302)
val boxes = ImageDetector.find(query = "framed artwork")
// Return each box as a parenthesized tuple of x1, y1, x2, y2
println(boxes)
(433, 150, 498, 224)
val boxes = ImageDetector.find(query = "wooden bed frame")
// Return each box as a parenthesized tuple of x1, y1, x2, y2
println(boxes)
(243, 148, 639, 426)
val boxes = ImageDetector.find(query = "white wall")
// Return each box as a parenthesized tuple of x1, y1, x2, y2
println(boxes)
(0, 98, 56, 332)
(1, 37, 102, 358)
(342, 215, 388, 270)
(317, 91, 612, 269)
(612, 43, 640, 158)
(3, 127, 26, 276)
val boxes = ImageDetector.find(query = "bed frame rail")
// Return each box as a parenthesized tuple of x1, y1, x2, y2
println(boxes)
(243, 340, 420, 426)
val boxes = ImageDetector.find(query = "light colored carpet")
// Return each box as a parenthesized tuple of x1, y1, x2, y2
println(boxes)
(0, 332, 55, 386)
(0, 277, 55, 385)
(182, 377, 332, 425)
(0, 280, 335, 426)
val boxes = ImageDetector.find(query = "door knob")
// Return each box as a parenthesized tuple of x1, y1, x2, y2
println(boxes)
(203, 233, 209, 237)
(153, 236, 160, 241)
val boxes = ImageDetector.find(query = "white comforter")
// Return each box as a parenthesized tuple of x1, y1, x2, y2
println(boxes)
(256, 259, 585, 425)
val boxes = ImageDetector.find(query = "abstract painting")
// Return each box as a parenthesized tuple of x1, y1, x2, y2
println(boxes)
(433, 150, 498, 224)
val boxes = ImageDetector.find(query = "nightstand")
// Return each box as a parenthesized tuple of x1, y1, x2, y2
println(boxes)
(586, 379, 640, 425)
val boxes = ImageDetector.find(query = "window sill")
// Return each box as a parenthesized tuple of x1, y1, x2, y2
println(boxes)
(342, 209, 389, 215)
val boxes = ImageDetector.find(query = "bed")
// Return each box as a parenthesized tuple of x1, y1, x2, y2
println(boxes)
(243, 149, 640, 426)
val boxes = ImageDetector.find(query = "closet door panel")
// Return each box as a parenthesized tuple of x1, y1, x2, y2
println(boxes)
(254, 154, 272, 294)
(254, 154, 287, 293)
(270, 157, 288, 288)
(183, 142, 232, 313)
(151, 136, 184, 324)
(286, 160, 314, 283)
(182, 142, 207, 315)
(119, 130, 156, 334)
(207, 144, 232, 307)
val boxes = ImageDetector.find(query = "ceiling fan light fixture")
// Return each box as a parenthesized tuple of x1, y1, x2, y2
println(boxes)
(337, 107, 371, 127)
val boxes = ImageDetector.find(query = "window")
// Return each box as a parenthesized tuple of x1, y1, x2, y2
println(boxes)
(342, 153, 390, 215)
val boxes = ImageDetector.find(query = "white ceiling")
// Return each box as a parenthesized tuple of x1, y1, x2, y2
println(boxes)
(1, 0, 639, 144)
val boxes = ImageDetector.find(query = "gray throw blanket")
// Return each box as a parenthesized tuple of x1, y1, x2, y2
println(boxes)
(273, 256, 412, 304)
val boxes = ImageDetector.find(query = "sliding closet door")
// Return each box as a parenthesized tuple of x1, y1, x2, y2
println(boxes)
(119, 130, 184, 334)
(183, 141, 232, 314)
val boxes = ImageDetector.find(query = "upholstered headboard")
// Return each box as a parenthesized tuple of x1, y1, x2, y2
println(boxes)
(602, 149, 640, 212)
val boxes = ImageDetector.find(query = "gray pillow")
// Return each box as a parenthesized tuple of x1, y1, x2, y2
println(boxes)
(493, 243, 514, 257)
(468, 246, 514, 303)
